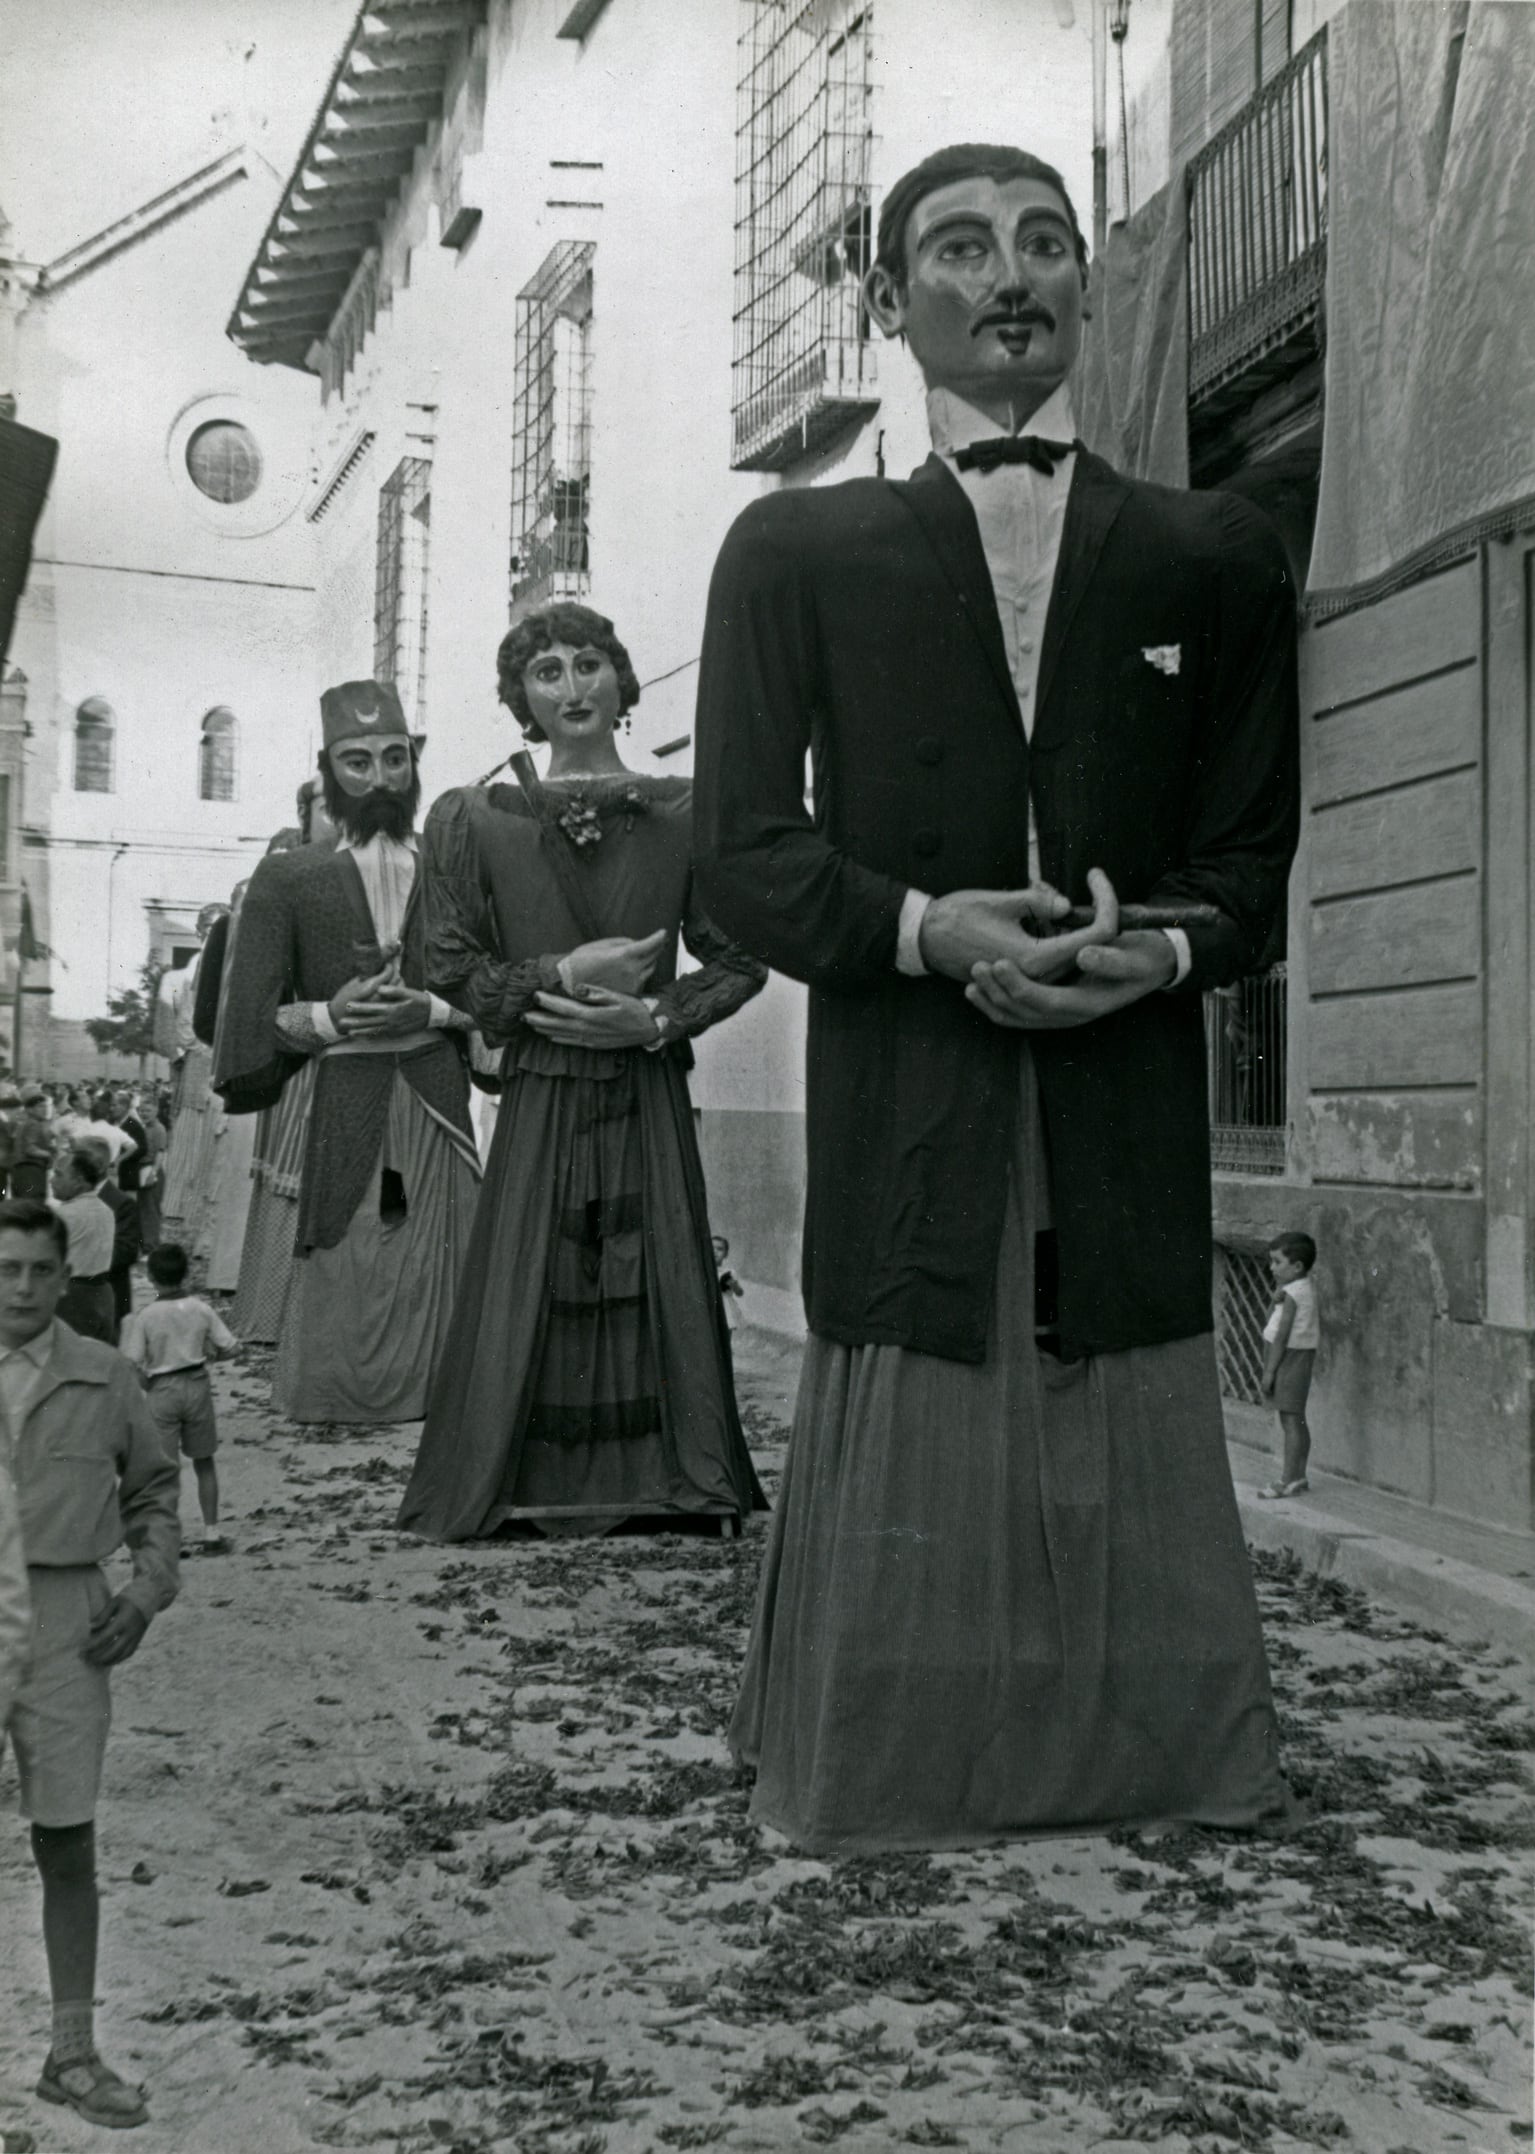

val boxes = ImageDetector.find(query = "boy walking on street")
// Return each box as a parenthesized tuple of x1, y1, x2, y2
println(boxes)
(1259, 1231, 1320, 1499)
(119, 1243, 237, 1554)
(0, 1199, 180, 2130)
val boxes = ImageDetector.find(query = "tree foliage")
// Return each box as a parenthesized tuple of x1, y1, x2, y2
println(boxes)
(85, 956, 166, 1060)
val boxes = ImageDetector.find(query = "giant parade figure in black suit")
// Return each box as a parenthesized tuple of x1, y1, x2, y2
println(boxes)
(694, 144, 1301, 1853)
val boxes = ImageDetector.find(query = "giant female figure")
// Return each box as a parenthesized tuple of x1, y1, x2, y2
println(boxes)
(399, 604, 767, 1540)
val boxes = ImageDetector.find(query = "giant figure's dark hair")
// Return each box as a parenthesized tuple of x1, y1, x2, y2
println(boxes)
(495, 603, 641, 743)
(875, 143, 1090, 286)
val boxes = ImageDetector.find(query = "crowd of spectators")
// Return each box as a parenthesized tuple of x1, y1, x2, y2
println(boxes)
(0, 1079, 173, 1344)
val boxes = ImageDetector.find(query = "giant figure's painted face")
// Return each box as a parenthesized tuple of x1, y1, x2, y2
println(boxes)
(867, 174, 1085, 416)
(520, 642, 623, 752)
(327, 736, 415, 799)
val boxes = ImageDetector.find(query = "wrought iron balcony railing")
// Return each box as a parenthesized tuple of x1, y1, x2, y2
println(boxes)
(1187, 29, 1328, 403)
(1205, 963, 1287, 1176)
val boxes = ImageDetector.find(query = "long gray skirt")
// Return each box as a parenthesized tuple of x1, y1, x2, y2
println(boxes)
(730, 1053, 1286, 1854)
(274, 1077, 480, 1425)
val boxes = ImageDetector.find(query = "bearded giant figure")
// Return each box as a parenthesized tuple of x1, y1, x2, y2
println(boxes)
(214, 681, 481, 1423)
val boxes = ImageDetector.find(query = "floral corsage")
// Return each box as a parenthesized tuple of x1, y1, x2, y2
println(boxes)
(555, 784, 650, 847)
(556, 794, 604, 848)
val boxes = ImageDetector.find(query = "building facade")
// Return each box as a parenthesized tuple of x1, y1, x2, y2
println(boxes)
(1, 151, 318, 1077)
(1103, 0, 1535, 1535)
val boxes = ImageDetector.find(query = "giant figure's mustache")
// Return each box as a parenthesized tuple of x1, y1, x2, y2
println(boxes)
(971, 302, 1056, 338)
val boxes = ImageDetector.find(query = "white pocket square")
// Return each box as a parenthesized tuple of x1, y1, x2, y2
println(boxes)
(1142, 643, 1181, 676)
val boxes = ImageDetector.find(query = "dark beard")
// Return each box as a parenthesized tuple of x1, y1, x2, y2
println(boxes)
(322, 760, 422, 844)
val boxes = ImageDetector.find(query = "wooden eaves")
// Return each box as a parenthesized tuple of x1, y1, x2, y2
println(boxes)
(226, 0, 485, 373)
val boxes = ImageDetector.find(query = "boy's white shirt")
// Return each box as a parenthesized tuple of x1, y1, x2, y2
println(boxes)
(1262, 1275, 1319, 1348)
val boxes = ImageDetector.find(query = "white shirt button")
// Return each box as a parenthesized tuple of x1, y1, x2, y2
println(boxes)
(1020, 638, 1035, 653)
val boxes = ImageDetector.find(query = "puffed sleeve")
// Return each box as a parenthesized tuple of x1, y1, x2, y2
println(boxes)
(650, 875, 768, 1042)
(419, 789, 567, 1043)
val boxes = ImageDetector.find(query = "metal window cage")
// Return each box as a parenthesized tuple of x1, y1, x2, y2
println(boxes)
(1204, 962, 1287, 1175)
(1215, 1244, 1275, 1405)
(374, 455, 432, 725)
(731, 0, 878, 471)
(509, 240, 595, 610)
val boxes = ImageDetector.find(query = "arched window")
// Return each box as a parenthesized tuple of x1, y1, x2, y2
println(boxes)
(199, 707, 237, 802)
(74, 697, 115, 792)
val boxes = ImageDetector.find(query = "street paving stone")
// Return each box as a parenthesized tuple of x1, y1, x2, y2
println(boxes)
(0, 1334, 1530, 2154)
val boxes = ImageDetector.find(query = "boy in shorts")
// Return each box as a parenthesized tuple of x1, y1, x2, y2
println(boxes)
(1258, 1230, 1320, 1499)
(119, 1243, 237, 1554)
(0, 1198, 179, 2129)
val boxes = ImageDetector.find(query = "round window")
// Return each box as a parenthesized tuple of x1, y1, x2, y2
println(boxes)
(185, 419, 263, 504)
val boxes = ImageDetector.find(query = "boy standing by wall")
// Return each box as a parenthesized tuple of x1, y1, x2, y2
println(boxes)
(0, 1199, 179, 2129)
(1259, 1231, 1320, 1499)
(120, 1244, 237, 1554)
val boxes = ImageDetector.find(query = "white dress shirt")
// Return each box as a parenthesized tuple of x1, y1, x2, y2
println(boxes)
(896, 384, 1189, 986)
(0, 1323, 55, 1455)
(308, 832, 458, 1043)
(49, 1190, 116, 1278)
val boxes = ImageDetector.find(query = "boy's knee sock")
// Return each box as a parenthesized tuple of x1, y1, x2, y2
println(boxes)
(52, 1998, 95, 2063)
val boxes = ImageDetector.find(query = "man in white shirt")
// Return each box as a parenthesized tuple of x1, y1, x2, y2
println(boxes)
(695, 142, 1299, 1853)
(48, 1149, 118, 1344)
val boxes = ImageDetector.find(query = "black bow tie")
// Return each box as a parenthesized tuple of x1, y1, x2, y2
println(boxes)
(953, 434, 1073, 476)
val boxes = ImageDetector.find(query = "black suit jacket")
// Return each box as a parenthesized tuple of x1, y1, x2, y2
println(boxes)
(213, 844, 472, 1252)
(114, 1114, 149, 1194)
(693, 449, 1299, 1361)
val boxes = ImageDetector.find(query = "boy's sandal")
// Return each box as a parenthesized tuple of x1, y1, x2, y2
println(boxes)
(1255, 1478, 1309, 1500)
(37, 2051, 148, 2129)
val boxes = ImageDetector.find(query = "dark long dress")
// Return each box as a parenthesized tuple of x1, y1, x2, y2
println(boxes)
(397, 775, 768, 1540)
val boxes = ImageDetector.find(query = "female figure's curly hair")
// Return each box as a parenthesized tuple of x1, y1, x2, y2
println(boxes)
(495, 603, 642, 742)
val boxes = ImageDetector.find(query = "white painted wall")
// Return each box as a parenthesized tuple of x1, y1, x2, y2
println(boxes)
(7, 164, 319, 1021)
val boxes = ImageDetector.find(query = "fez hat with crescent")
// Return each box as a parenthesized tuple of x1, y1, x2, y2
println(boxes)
(320, 679, 411, 748)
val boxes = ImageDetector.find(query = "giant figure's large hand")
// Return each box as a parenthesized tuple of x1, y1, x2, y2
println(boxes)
(326, 963, 398, 1037)
(525, 987, 662, 1051)
(339, 980, 436, 1036)
(918, 876, 1111, 983)
(965, 870, 1177, 1029)
(560, 930, 668, 999)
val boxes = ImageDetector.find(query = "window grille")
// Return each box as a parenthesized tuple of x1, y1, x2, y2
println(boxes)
(1204, 962, 1286, 1174)
(732, 0, 878, 472)
(73, 698, 115, 793)
(374, 456, 433, 726)
(1215, 1244, 1275, 1404)
(198, 707, 237, 803)
(509, 241, 595, 610)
